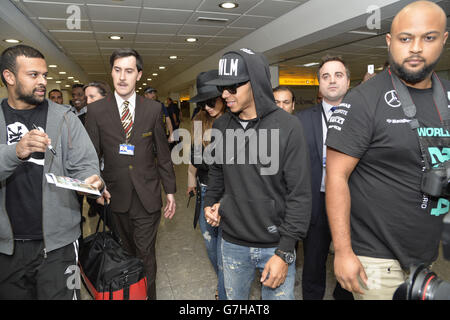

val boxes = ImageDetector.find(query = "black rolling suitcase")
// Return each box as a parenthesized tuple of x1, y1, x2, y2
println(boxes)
(79, 203, 148, 300)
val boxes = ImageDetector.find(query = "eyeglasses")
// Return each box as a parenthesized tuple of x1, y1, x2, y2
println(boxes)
(198, 97, 217, 109)
(217, 81, 249, 94)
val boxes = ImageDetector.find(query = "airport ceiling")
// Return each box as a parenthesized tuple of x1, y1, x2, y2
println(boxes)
(1, 0, 449, 95)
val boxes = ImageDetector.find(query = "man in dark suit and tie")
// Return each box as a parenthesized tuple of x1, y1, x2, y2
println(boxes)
(85, 48, 176, 300)
(295, 55, 351, 300)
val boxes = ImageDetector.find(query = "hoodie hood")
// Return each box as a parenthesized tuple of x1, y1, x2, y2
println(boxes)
(207, 48, 279, 119)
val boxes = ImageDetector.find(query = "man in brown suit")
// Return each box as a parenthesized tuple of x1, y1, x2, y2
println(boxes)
(85, 48, 176, 300)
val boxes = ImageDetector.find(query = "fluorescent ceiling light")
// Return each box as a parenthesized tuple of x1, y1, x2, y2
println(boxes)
(152, 73, 158, 76)
(186, 37, 197, 43)
(348, 30, 378, 36)
(159, 66, 166, 70)
(4, 39, 21, 44)
(197, 17, 229, 23)
(49, 65, 57, 68)
(301, 62, 320, 67)
(169, 56, 178, 60)
(109, 35, 123, 40)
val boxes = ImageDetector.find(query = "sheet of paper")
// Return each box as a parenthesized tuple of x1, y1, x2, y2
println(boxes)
(45, 173, 100, 196)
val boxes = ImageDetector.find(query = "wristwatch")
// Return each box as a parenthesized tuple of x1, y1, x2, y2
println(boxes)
(275, 249, 295, 265)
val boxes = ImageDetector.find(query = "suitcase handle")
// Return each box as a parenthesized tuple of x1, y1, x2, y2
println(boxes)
(92, 202, 112, 249)
(95, 202, 109, 234)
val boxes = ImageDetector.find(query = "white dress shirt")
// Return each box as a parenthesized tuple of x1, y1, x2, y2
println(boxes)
(115, 91, 136, 122)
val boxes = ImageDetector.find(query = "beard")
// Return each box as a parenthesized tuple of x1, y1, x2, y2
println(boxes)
(16, 82, 46, 106)
(388, 50, 440, 85)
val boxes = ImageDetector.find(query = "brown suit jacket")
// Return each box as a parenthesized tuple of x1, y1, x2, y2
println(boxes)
(85, 94, 176, 213)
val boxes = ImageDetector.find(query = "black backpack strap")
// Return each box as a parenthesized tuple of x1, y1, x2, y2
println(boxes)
(431, 72, 450, 127)
(390, 69, 419, 129)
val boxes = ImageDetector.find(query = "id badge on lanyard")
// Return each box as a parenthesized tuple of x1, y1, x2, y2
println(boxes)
(119, 143, 135, 156)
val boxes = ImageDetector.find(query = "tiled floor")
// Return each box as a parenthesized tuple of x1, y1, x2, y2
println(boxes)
(80, 119, 450, 300)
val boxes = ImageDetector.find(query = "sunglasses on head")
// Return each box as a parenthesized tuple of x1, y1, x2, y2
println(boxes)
(198, 97, 217, 109)
(217, 81, 249, 94)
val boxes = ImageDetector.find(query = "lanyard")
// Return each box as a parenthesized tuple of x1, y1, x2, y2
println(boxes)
(389, 68, 449, 129)
(389, 68, 449, 170)
(320, 104, 335, 126)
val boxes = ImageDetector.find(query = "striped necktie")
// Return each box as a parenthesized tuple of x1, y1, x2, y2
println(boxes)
(321, 106, 337, 125)
(121, 100, 133, 141)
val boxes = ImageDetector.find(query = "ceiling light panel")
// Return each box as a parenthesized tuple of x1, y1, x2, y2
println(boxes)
(230, 15, 274, 29)
(49, 30, 95, 41)
(179, 25, 223, 36)
(140, 7, 192, 24)
(37, 17, 89, 30)
(87, 4, 141, 21)
(141, 0, 203, 10)
(197, 0, 259, 14)
(246, 0, 300, 17)
(219, 2, 238, 9)
(186, 12, 239, 26)
(196, 17, 229, 23)
(137, 23, 182, 34)
(21, 1, 88, 19)
(92, 21, 138, 33)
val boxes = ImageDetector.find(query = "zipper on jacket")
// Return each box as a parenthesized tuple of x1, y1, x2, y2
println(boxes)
(41, 110, 66, 260)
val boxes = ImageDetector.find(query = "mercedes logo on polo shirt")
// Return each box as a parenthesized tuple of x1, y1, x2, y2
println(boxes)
(385, 90, 402, 108)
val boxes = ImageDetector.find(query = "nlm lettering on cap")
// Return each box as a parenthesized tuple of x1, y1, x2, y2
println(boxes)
(219, 58, 239, 77)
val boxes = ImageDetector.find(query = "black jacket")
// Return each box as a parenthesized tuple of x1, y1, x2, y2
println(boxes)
(204, 49, 311, 252)
(295, 104, 326, 226)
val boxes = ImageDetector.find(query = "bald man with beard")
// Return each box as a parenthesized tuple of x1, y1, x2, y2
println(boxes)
(325, 1, 448, 300)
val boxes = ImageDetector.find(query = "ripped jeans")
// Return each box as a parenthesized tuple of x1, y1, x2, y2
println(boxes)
(198, 185, 226, 299)
(221, 239, 296, 300)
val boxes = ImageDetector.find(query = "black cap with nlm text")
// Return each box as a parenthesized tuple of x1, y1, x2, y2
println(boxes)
(206, 51, 250, 86)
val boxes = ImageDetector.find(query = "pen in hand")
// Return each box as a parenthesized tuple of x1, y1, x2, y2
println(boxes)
(32, 124, 57, 156)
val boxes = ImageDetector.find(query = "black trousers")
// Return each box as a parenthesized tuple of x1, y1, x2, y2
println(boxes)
(112, 191, 161, 300)
(302, 192, 332, 300)
(0, 240, 80, 300)
(302, 193, 354, 300)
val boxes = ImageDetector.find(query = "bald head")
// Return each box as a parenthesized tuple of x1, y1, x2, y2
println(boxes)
(391, 1, 447, 34)
(387, 1, 448, 87)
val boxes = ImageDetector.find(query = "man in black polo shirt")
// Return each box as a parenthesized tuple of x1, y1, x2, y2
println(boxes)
(325, 0, 449, 300)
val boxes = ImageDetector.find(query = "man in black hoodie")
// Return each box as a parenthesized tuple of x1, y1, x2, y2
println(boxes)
(203, 48, 311, 300)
